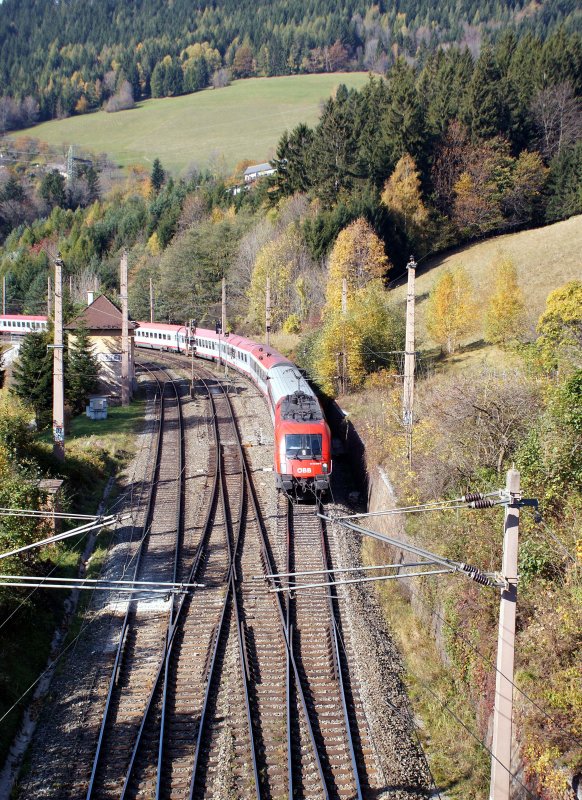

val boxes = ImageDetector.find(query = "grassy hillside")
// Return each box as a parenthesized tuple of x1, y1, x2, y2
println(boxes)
(15, 73, 370, 175)
(390, 215, 582, 351)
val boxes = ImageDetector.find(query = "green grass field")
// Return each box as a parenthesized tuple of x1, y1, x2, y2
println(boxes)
(17, 73, 371, 175)
(390, 214, 582, 350)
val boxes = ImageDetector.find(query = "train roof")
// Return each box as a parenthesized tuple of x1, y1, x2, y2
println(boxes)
(136, 322, 187, 332)
(195, 326, 291, 371)
(0, 314, 48, 321)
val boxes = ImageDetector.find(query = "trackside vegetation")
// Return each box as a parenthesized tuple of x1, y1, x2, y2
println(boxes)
(0, 19, 579, 797)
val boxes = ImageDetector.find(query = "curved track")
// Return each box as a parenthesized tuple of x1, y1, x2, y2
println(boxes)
(16, 352, 416, 800)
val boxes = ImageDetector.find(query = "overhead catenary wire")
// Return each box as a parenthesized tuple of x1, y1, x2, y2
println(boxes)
(320, 513, 496, 587)
(0, 514, 131, 562)
(0, 507, 107, 520)
(269, 568, 456, 593)
(254, 560, 439, 580)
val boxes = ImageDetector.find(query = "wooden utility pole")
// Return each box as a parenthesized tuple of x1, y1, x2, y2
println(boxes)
(403, 256, 417, 467)
(149, 278, 154, 323)
(52, 255, 65, 462)
(490, 468, 520, 800)
(120, 250, 130, 407)
(266, 276, 271, 347)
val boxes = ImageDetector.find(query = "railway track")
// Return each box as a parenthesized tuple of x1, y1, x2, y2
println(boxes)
(86, 364, 190, 798)
(16, 353, 423, 799)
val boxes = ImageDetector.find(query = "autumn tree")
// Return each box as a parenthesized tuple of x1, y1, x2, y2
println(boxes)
(325, 218, 388, 313)
(536, 281, 582, 373)
(316, 279, 403, 395)
(426, 267, 478, 354)
(232, 44, 255, 78)
(485, 256, 525, 344)
(381, 153, 428, 247)
(247, 226, 314, 331)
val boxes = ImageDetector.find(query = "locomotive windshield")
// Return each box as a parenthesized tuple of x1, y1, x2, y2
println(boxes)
(285, 434, 322, 459)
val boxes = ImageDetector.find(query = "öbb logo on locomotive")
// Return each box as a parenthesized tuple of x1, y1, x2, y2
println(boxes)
(0, 315, 331, 495)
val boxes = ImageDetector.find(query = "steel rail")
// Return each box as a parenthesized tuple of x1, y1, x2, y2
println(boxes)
(284, 501, 330, 799)
(188, 378, 261, 799)
(225, 385, 329, 799)
(86, 365, 165, 800)
(117, 372, 186, 800)
(319, 503, 364, 800)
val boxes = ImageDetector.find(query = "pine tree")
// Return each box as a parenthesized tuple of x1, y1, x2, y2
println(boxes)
(151, 158, 165, 195)
(426, 267, 478, 354)
(485, 256, 525, 344)
(11, 331, 53, 428)
(66, 322, 100, 414)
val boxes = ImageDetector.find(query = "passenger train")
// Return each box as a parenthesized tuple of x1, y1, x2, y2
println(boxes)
(0, 315, 49, 335)
(138, 321, 332, 494)
(2, 315, 331, 494)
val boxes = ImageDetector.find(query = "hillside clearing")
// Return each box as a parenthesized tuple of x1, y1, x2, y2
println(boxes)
(15, 73, 370, 175)
(390, 215, 582, 350)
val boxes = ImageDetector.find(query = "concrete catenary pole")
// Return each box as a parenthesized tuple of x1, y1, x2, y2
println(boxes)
(403, 255, 417, 466)
(266, 276, 271, 347)
(221, 276, 228, 377)
(47, 275, 52, 318)
(120, 250, 130, 407)
(2, 274, 5, 315)
(490, 468, 520, 800)
(52, 255, 65, 461)
(149, 277, 154, 323)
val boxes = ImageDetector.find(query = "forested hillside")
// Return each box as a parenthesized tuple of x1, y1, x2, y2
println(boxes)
(0, 9, 580, 793)
(0, 0, 580, 130)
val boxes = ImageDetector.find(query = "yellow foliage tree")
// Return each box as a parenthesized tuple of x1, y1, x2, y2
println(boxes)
(426, 267, 478, 353)
(381, 153, 428, 239)
(485, 255, 525, 344)
(147, 232, 161, 256)
(325, 218, 388, 313)
(536, 280, 582, 372)
(316, 279, 402, 395)
(247, 228, 299, 330)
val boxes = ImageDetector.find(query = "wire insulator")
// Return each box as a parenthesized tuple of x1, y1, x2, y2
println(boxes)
(469, 498, 495, 509)
(463, 492, 484, 502)
(460, 563, 493, 587)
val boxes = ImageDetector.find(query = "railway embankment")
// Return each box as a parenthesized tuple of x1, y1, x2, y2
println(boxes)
(342, 342, 581, 799)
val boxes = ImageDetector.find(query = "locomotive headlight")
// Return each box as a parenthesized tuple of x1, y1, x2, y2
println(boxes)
(322, 462, 328, 473)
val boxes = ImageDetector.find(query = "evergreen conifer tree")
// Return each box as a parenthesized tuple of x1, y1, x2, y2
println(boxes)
(65, 322, 100, 414)
(0, 349, 4, 389)
(151, 158, 166, 195)
(11, 331, 53, 428)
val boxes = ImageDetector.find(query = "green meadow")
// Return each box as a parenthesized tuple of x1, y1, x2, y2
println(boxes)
(17, 73, 371, 175)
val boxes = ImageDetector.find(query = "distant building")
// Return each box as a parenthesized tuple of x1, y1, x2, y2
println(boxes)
(243, 162, 276, 183)
(64, 294, 138, 404)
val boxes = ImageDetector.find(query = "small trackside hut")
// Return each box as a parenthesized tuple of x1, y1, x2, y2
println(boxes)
(64, 294, 138, 405)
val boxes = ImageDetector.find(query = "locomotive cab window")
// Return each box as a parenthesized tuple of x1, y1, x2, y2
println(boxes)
(285, 434, 322, 459)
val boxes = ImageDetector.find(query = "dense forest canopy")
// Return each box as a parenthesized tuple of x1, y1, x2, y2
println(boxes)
(0, 0, 580, 129)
